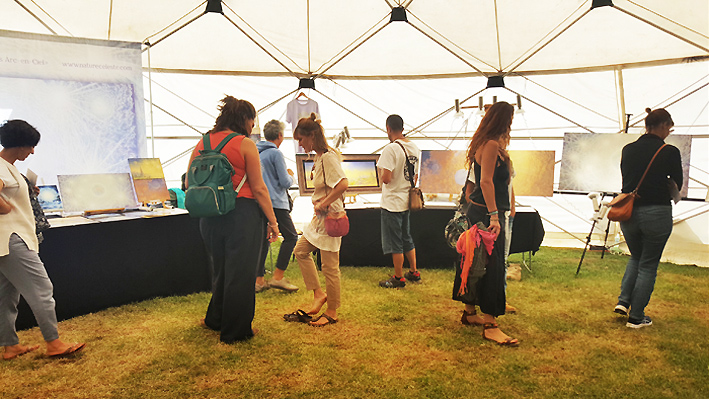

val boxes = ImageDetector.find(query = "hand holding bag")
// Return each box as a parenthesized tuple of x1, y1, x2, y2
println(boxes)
(394, 141, 424, 211)
(607, 144, 667, 222)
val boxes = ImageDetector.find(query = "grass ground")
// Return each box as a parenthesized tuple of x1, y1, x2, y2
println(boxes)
(1, 247, 708, 399)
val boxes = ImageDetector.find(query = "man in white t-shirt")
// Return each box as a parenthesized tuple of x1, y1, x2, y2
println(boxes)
(376, 115, 421, 288)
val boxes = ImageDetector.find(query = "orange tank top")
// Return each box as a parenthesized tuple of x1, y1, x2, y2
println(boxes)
(190, 131, 254, 199)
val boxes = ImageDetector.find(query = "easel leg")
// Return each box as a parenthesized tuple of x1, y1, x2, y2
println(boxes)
(576, 220, 597, 275)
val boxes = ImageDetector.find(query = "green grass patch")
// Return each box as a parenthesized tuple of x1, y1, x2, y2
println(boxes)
(2, 247, 707, 398)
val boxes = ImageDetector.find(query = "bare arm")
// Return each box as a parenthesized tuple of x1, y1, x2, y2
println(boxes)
(510, 185, 516, 218)
(477, 140, 501, 235)
(314, 178, 349, 214)
(242, 138, 279, 241)
(380, 168, 392, 184)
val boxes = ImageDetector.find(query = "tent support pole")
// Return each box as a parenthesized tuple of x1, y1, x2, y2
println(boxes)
(407, 23, 487, 75)
(505, 88, 595, 133)
(627, 81, 709, 129)
(314, 23, 388, 79)
(615, 6, 709, 54)
(145, 13, 203, 51)
(505, 9, 590, 74)
(314, 89, 387, 134)
(257, 89, 299, 114)
(13, 0, 57, 34)
(614, 67, 627, 132)
(147, 44, 155, 157)
(223, 15, 297, 77)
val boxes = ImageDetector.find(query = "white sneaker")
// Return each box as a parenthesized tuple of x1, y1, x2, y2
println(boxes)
(614, 304, 629, 316)
(626, 316, 652, 329)
(268, 278, 299, 292)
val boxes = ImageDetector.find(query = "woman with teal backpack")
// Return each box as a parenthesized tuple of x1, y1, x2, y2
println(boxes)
(186, 96, 279, 343)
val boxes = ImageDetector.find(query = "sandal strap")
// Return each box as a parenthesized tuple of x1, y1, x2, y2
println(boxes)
(482, 323, 500, 330)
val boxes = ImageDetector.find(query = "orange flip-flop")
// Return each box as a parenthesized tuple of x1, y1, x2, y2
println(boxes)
(47, 343, 86, 358)
(2, 344, 40, 360)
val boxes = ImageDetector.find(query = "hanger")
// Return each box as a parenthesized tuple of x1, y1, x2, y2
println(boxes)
(296, 91, 309, 100)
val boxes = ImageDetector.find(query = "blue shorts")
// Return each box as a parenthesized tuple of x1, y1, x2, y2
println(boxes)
(380, 209, 415, 255)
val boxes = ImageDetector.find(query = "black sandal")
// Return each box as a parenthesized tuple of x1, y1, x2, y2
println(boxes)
(482, 323, 519, 347)
(283, 309, 312, 323)
(308, 313, 338, 327)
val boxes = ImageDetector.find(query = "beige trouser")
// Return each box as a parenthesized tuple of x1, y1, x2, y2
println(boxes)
(293, 236, 341, 311)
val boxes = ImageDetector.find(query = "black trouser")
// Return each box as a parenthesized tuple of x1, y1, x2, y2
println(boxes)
(199, 198, 264, 343)
(257, 208, 299, 276)
(452, 204, 507, 317)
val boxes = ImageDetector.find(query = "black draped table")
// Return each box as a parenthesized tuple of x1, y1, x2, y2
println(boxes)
(339, 204, 544, 268)
(16, 210, 210, 330)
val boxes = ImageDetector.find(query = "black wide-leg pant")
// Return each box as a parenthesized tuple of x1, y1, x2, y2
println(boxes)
(200, 197, 264, 343)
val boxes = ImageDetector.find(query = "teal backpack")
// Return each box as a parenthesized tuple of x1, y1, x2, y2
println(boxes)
(185, 133, 247, 218)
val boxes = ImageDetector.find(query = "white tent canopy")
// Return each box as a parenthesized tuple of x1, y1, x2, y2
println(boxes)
(3, 0, 707, 77)
(1, 0, 708, 266)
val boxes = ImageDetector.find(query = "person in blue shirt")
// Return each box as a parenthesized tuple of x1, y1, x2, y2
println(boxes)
(255, 120, 299, 292)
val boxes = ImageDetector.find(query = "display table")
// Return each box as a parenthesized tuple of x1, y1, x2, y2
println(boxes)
(16, 210, 210, 330)
(339, 204, 543, 268)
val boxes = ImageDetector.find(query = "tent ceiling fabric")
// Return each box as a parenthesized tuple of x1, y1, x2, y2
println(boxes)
(3, 0, 707, 78)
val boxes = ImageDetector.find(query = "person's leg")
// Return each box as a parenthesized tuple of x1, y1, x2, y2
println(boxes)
(0, 234, 59, 343)
(400, 210, 421, 282)
(618, 217, 643, 310)
(380, 210, 406, 287)
(0, 265, 21, 348)
(273, 209, 298, 274)
(478, 214, 507, 318)
(294, 236, 326, 314)
(478, 218, 517, 345)
(255, 219, 269, 289)
(0, 234, 81, 356)
(200, 218, 226, 330)
(310, 249, 340, 325)
(627, 206, 673, 322)
(219, 200, 262, 343)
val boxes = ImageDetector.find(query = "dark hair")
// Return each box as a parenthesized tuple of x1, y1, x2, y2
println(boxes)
(263, 119, 285, 141)
(386, 114, 404, 133)
(294, 113, 333, 154)
(0, 120, 41, 148)
(644, 108, 673, 131)
(466, 101, 514, 166)
(209, 95, 256, 135)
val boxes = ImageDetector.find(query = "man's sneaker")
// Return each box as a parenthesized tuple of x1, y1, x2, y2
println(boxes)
(626, 316, 652, 329)
(404, 270, 421, 283)
(255, 282, 269, 293)
(268, 278, 299, 292)
(379, 275, 406, 288)
(614, 304, 629, 316)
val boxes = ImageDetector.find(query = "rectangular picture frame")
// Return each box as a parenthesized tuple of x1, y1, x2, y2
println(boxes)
(295, 153, 381, 195)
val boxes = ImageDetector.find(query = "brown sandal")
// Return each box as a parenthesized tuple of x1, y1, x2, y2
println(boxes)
(461, 310, 483, 326)
(482, 323, 519, 347)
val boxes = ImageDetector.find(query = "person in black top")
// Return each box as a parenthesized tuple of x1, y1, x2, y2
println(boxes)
(614, 108, 683, 329)
(455, 101, 519, 346)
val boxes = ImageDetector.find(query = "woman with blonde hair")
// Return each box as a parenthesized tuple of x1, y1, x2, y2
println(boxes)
(456, 101, 519, 346)
(291, 113, 348, 326)
(187, 96, 279, 343)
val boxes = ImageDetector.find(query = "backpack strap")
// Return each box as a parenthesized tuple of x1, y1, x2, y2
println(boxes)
(211, 133, 239, 152)
(394, 140, 416, 189)
(201, 132, 247, 193)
